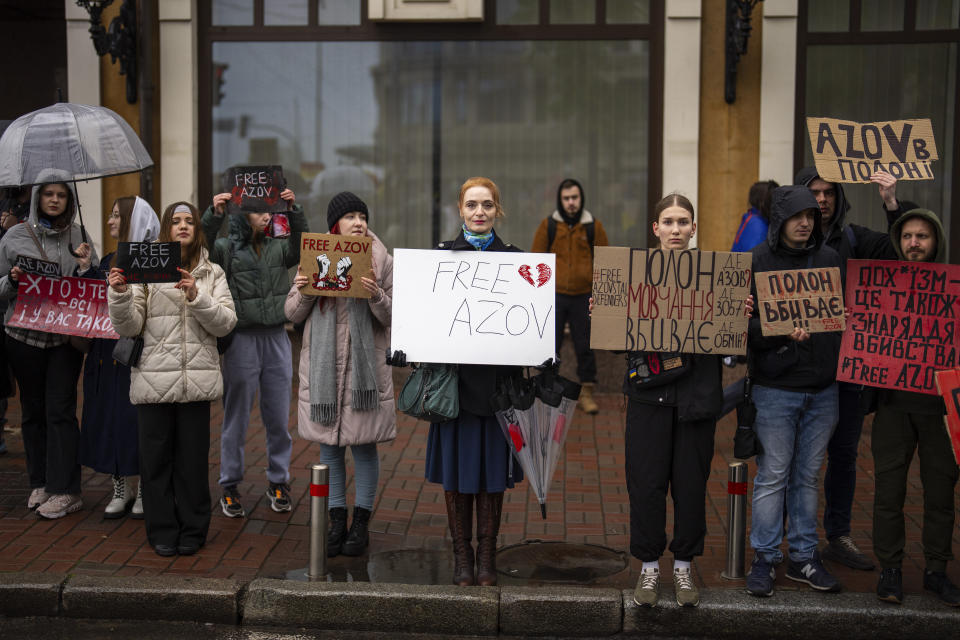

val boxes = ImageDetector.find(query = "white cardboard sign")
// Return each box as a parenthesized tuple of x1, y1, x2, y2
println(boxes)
(391, 249, 556, 366)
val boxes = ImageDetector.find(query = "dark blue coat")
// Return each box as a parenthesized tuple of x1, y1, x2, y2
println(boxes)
(79, 253, 139, 476)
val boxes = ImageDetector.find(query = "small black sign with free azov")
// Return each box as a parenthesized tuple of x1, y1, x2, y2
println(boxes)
(16, 255, 61, 278)
(116, 242, 182, 284)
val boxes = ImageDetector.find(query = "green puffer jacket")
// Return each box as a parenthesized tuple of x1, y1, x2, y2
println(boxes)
(202, 204, 308, 329)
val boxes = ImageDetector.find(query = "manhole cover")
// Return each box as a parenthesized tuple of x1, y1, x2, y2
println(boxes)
(497, 540, 628, 583)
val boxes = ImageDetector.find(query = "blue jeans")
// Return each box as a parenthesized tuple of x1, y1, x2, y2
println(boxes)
(750, 383, 838, 563)
(319, 442, 380, 511)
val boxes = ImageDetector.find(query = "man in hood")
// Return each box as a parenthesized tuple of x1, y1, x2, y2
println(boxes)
(872, 208, 959, 607)
(531, 178, 608, 414)
(745, 186, 844, 598)
(794, 166, 902, 571)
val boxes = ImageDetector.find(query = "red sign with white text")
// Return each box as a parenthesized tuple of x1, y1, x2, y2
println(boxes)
(934, 369, 960, 465)
(836, 259, 959, 395)
(7, 274, 118, 339)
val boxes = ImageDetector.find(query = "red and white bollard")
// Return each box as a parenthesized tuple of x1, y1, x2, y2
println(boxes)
(308, 463, 329, 580)
(721, 461, 748, 580)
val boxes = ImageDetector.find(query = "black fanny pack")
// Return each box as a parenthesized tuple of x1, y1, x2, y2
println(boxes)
(625, 351, 691, 391)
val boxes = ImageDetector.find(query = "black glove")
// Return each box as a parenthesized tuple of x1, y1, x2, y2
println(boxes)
(386, 349, 407, 368)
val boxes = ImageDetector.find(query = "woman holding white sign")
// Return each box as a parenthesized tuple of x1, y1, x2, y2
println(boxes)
(80, 196, 160, 519)
(620, 194, 752, 608)
(285, 191, 395, 559)
(422, 176, 524, 588)
(107, 202, 237, 557)
(0, 174, 96, 519)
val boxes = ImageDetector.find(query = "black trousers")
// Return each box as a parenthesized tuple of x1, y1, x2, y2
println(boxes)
(555, 293, 596, 383)
(137, 401, 212, 548)
(625, 399, 716, 562)
(6, 337, 83, 493)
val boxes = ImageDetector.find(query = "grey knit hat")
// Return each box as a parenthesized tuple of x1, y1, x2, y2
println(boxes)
(327, 191, 368, 231)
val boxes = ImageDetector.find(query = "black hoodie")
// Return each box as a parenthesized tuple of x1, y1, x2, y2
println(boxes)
(748, 186, 843, 392)
(794, 168, 899, 272)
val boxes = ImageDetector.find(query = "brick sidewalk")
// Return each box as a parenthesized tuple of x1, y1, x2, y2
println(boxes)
(0, 362, 957, 598)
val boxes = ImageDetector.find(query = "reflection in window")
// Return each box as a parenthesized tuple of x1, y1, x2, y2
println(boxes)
(211, 40, 650, 251)
(497, 0, 539, 25)
(212, 0, 254, 26)
(916, 0, 960, 29)
(861, 0, 904, 31)
(804, 43, 956, 252)
(318, 0, 361, 25)
(550, 0, 595, 24)
(807, 0, 849, 32)
(606, 0, 649, 24)
(265, 0, 309, 25)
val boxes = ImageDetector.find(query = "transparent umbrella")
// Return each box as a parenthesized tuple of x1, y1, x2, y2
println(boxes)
(493, 364, 581, 519)
(0, 103, 153, 250)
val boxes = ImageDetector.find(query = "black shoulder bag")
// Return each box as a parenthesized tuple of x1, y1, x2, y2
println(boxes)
(112, 285, 148, 367)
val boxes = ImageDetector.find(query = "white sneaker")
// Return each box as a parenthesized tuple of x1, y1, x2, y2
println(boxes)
(28, 487, 48, 510)
(105, 476, 134, 519)
(36, 494, 82, 519)
(130, 481, 144, 519)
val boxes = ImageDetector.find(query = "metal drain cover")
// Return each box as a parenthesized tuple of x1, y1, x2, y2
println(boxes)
(497, 540, 628, 583)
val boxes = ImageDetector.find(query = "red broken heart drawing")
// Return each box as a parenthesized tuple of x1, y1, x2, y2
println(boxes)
(518, 263, 552, 288)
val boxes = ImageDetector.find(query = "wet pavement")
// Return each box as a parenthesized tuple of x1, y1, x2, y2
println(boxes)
(0, 336, 959, 601)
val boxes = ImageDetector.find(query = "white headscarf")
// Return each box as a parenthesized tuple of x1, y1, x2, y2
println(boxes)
(128, 196, 160, 242)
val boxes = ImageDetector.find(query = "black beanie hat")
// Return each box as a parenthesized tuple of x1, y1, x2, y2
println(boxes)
(327, 191, 369, 231)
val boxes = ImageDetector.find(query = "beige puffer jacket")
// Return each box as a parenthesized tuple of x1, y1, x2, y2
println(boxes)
(108, 252, 237, 404)
(285, 232, 395, 447)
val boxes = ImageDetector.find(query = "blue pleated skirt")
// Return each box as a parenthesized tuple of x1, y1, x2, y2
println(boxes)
(425, 410, 523, 494)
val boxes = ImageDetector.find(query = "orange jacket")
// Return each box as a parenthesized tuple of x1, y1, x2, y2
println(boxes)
(531, 210, 608, 295)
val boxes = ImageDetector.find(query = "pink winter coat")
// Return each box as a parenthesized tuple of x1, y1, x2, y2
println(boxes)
(284, 232, 396, 446)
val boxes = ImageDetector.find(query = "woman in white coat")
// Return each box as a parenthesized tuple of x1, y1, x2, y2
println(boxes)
(108, 202, 237, 557)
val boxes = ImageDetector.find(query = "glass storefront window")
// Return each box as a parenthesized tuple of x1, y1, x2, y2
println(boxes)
(804, 43, 956, 253)
(211, 39, 650, 251)
(861, 0, 904, 31)
(606, 0, 649, 25)
(212, 0, 254, 26)
(318, 0, 361, 26)
(807, 0, 849, 32)
(265, 0, 309, 26)
(497, 0, 539, 25)
(550, 0, 595, 25)
(916, 0, 960, 29)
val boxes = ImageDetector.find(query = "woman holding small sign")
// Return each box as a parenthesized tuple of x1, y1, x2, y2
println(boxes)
(0, 175, 96, 519)
(420, 176, 524, 587)
(285, 191, 394, 558)
(80, 196, 160, 519)
(107, 202, 237, 557)
(616, 194, 753, 608)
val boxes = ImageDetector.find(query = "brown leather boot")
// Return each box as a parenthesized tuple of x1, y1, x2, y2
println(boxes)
(475, 491, 503, 586)
(444, 491, 475, 586)
(579, 382, 599, 414)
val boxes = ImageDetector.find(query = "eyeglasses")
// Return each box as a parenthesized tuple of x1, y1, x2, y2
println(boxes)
(463, 200, 496, 214)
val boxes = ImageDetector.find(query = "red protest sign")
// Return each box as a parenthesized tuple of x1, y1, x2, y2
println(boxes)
(7, 274, 118, 340)
(934, 369, 960, 466)
(837, 259, 959, 395)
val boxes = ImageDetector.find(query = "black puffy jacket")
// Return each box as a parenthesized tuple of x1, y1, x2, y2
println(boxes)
(748, 186, 843, 393)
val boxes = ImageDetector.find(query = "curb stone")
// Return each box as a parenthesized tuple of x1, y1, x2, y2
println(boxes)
(621, 588, 960, 639)
(0, 571, 65, 618)
(61, 574, 243, 624)
(499, 585, 622, 637)
(242, 578, 499, 635)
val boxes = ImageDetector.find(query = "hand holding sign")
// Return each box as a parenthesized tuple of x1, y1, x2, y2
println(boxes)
(117, 242, 182, 284)
(222, 165, 287, 216)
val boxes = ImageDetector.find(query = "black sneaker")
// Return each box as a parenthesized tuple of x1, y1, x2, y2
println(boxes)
(785, 551, 841, 592)
(923, 570, 960, 606)
(746, 556, 775, 597)
(266, 483, 292, 513)
(877, 567, 903, 604)
(823, 535, 875, 571)
(220, 486, 245, 518)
